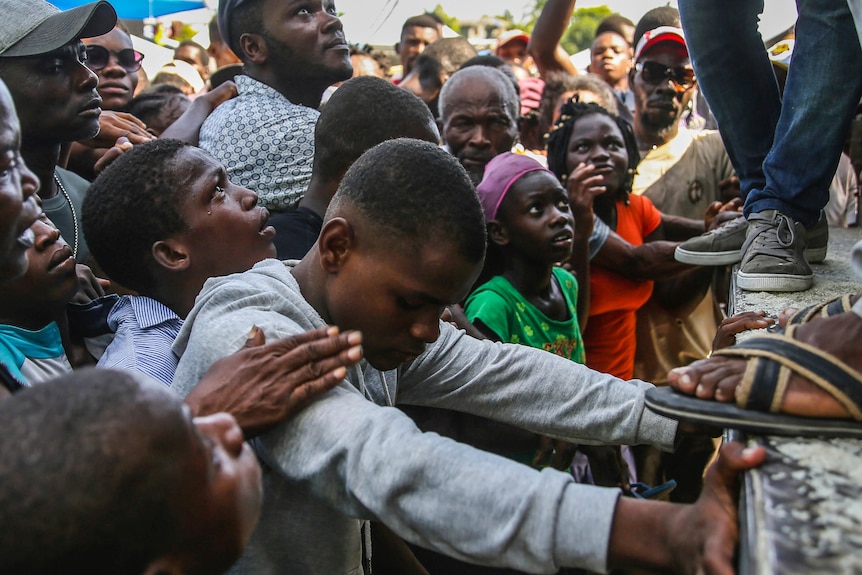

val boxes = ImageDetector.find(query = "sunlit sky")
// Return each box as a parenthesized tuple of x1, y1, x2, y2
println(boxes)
(337, 0, 797, 46)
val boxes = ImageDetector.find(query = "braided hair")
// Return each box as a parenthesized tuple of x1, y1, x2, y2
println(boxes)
(546, 100, 640, 202)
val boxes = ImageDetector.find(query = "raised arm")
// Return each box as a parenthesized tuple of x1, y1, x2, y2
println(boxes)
(527, 0, 579, 77)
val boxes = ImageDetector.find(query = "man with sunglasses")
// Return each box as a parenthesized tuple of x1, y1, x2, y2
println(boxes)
(629, 26, 735, 223)
(66, 24, 153, 181)
(0, 0, 118, 264)
(625, 24, 739, 500)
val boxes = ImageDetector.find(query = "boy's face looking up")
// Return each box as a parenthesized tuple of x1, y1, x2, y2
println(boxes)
(0, 82, 39, 281)
(0, 214, 78, 318)
(318, 211, 481, 371)
(175, 409, 262, 573)
(169, 147, 277, 278)
(0, 41, 102, 145)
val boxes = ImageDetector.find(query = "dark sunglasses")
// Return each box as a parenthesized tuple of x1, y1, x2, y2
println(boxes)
(85, 45, 145, 73)
(636, 60, 695, 90)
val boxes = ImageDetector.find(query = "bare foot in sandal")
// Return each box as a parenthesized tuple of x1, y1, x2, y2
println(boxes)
(668, 310, 862, 420)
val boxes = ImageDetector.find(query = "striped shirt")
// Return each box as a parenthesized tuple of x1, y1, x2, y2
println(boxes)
(97, 295, 182, 387)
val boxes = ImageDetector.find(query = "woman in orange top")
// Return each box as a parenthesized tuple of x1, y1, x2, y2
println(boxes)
(547, 101, 660, 380)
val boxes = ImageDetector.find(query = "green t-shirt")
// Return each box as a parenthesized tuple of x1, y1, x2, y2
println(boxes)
(465, 267, 586, 364)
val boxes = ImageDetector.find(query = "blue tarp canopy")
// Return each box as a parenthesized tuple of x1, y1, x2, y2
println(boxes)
(51, 0, 206, 19)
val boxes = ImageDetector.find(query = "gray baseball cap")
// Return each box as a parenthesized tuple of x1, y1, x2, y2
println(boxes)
(0, 0, 116, 57)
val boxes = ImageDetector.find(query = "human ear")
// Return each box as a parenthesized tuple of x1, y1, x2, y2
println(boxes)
(317, 217, 354, 273)
(239, 33, 268, 64)
(487, 221, 509, 246)
(152, 239, 191, 272)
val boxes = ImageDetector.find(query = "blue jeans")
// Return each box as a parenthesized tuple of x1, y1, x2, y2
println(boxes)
(679, 0, 862, 228)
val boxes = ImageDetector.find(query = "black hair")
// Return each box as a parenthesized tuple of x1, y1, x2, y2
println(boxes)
(151, 71, 194, 94)
(595, 14, 635, 43)
(208, 14, 224, 45)
(228, 0, 264, 58)
(0, 368, 191, 575)
(633, 7, 681, 50)
(401, 14, 440, 36)
(460, 55, 521, 97)
(538, 71, 618, 138)
(422, 37, 478, 79)
(125, 87, 191, 134)
(176, 39, 209, 67)
(82, 139, 192, 292)
(327, 138, 486, 263)
(546, 101, 639, 200)
(314, 77, 437, 181)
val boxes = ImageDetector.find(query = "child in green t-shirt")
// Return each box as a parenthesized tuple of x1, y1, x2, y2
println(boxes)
(466, 152, 633, 489)
(466, 152, 584, 361)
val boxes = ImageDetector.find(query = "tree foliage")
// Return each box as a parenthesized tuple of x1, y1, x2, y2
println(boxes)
(434, 1, 614, 55)
(563, 6, 614, 53)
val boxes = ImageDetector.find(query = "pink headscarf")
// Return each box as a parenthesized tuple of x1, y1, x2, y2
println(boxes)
(476, 152, 554, 221)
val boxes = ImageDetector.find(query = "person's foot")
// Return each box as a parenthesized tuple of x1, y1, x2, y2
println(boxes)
(668, 310, 862, 419)
(675, 214, 748, 265)
(674, 211, 828, 268)
(736, 209, 813, 292)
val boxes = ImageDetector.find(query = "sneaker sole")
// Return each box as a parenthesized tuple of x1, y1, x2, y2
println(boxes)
(675, 244, 826, 265)
(736, 270, 813, 292)
(674, 245, 742, 265)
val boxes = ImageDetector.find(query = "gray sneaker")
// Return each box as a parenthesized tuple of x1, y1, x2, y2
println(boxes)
(674, 215, 747, 265)
(736, 209, 812, 292)
(674, 210, 828, 266)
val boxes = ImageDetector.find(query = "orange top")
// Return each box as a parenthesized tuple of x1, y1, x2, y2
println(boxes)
(584, 194, 661, 379)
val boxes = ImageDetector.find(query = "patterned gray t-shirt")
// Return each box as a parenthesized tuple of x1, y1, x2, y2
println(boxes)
(200, 74, 318, 211)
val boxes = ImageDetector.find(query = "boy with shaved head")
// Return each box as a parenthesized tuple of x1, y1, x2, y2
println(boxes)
(173, 138, 763, 575)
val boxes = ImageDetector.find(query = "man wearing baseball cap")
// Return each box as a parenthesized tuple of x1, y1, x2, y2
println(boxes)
(0, 0, 116, 264)
(625, 16, 739, 500)
(198, 0, 353, 213)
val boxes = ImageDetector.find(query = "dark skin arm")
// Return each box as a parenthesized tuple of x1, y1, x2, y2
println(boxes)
(526, 0, 578, 77)
(440, 304, 491, 340)
(563, 163, 609, 332)
(607, 441, 766, 574)
(160, 81, 238, 145)
(594, 231, 691, 281)
(185, 325, 363, 438)
(660, 213, 706, 242)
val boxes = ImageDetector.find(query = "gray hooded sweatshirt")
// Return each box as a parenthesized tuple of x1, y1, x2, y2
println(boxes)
(172, 259, 678, 575)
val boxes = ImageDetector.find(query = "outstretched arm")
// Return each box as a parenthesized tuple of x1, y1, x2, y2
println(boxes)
(607, 441, 765, 573)
(527, 0, 579, 77)
(594, 232, 692, 281)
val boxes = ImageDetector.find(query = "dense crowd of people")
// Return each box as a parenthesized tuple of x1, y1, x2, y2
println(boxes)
(1, 0, 861, 573)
